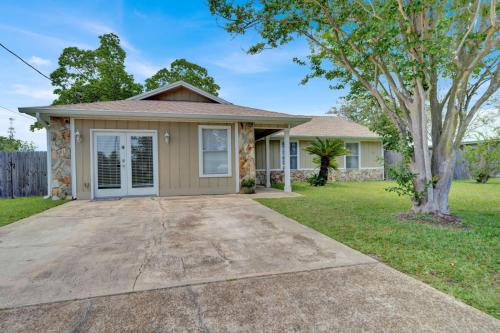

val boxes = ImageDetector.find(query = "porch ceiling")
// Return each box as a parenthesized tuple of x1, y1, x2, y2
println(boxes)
(255, 128, 283, 140)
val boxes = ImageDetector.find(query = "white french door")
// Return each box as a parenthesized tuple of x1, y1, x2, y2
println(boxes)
(93, 130, 158, 198)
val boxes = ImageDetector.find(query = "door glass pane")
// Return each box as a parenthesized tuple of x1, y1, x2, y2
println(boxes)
(97, 136, 121, 189)
(131, 136, 154, 188)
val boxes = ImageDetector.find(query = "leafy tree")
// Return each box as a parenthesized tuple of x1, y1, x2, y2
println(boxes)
(304, 137, 349, 185)
(329, 93, 401, 151)
(50, 33, 142, 105)
(145, 58, 220, 95)
(0, 136, 36, 152)
(464, 133, 500, 183)
(209, 0, 499, 215)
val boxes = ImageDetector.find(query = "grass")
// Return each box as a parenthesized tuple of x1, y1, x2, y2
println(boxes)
(256, 179, 500, 318)
(0, 196, 67, 227)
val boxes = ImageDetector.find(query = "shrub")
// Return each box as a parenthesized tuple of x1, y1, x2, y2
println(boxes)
(240, 178, 255, 188)
(306, 173, 326, 186)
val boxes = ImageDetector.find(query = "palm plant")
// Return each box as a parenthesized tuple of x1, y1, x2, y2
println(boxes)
(304, 137, 349, 184)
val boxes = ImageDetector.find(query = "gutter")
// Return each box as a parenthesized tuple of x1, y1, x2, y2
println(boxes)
(20, 107, 311, 126)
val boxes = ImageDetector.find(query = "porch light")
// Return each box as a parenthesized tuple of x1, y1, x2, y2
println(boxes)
(75, 129, 82, 143)
(164, 130, 170, 144)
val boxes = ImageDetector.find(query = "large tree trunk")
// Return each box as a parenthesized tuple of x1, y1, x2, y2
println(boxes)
(406, 85, 439, 214)
(432, 147, 456, 215)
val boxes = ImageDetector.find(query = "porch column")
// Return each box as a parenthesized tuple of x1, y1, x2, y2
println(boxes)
(265, 135, 271, 188)
(50, 117, 72, 200)
(238, 122, 256, 193)
(283, 128, 291, 192)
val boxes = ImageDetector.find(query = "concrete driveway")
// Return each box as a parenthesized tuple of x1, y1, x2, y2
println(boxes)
(0, 195, 498, 332)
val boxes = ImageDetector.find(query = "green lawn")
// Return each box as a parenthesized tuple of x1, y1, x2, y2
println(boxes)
(0, 197, 67, 227)
(256, 179, 500, 318)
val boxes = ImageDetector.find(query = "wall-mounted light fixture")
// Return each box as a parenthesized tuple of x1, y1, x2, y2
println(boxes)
(164, 130, 170, 144)
(75, 129, 82, 143)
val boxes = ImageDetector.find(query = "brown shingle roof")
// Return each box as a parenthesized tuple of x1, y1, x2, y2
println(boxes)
(20, 101, 313, 125)
(275, 116, 379, 139)
(42, 100, 295, 117)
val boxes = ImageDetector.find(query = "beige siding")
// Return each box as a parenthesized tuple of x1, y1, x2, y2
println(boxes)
(255, 140, 265, 169)
(147, 86, 215, 102)
(269, 140, 281, 169)
(361, 141, 383, 168)
(336, 152, 345, 169)
(74, 119, 236, 199)
(255, 139, 281, 170)
(299, 140, 314, 169)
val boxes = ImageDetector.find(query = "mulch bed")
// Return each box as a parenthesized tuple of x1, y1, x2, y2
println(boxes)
(396, 212, 463, 227)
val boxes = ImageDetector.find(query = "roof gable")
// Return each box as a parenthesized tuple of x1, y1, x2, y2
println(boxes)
(272, 116, 380, 139)
(127, 81, 230, 104)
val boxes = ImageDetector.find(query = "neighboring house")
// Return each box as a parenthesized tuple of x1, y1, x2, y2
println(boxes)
(20, 81, 310, 199)
(255, 116, 384, 185)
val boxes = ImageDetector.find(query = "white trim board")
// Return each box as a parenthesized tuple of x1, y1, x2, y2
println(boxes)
(70, 118, 77, 199)
(198, 125, 233, 178)
(234, 122, 239, 193)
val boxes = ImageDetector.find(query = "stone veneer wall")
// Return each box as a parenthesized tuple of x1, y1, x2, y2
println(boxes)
(256, 168, 384, 185)
(238, 122, 256, 192)
(50, 117, 72, 199)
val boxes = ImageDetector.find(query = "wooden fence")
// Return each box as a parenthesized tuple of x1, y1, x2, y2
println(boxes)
(384, 149, 470, 180)
(0, 152, 47, 198)
(384, 150, 470, 179)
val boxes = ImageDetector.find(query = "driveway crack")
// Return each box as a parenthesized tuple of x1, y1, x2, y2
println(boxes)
(211, 242, 229, 262)
(132, 257, 146, 291)
(66, 300, 92, 333)
(187, 286, 211, 333)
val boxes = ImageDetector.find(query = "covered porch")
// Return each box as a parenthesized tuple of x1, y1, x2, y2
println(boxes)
(251, 126, 293, 193)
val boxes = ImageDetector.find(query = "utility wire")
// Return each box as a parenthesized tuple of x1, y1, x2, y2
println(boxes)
(0, 105, 36, 120)
(0, 42, 51, 81)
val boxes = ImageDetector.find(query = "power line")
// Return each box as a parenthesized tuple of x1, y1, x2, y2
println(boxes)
(0, 105, 36, 120)
(0, 42, 51, 81)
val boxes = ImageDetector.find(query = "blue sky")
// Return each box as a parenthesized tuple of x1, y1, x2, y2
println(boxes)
(0, 0, 347, 150)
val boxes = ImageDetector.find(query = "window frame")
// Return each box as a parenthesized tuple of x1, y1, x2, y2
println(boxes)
(198, 125, 232, 178)
(344, 142, 360, 170)
(280, 139, 300, 170)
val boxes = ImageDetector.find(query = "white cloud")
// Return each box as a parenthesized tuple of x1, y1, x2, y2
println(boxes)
(71, 20, 138, 53)
(126, 58, 174, 81)
(0, 23, 91, 49)
(10, 84, 55, 100)
(126, 60, 160, 79)
(28, 56, 51, 67)
(211, 45, 308, 74)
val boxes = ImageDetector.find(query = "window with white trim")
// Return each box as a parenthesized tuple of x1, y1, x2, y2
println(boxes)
(199, 126, 231, 177)
(345, 143, 360, 169)
(281, 141, 298, 170)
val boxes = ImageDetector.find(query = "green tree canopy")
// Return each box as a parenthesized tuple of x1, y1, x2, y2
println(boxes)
(209, 0, 499, 215)
(144, 58, 220, 95)
(50, 33, 142, 105)
(328, 93, 401, 151)
(0, 136, 36, 152)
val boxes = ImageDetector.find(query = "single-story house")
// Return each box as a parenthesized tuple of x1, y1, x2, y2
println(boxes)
(254, 116, 384, 186)
(20, 81, 311, 199)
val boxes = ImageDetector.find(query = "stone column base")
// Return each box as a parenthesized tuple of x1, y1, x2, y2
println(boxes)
(256, 169, 384, 185)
